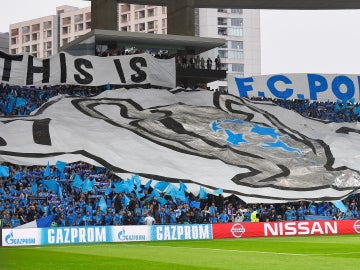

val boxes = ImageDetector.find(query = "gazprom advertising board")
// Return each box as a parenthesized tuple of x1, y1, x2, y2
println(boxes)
(2, 220, 359, 246)
(150, 224, 212, 241)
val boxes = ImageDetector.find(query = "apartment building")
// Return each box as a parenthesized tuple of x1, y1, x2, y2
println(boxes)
(118, 4, 167, 34)
(9, 15, 58, 58)
(57, 5, 92, 48)
(8, 4, 260, 82)
(9, 5, 91, 58)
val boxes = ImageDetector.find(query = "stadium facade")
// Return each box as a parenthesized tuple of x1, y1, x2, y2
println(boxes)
(8, 4, 261, 87)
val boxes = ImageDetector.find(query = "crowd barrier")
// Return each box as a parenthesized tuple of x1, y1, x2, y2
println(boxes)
(1, 220, 359, 247)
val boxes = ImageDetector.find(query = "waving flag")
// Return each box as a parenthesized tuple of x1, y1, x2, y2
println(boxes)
(43, 162, 51, 177)
(1, 88, 360, 203)
(0, 165, 9, 177)
(72, 174, 83, 189)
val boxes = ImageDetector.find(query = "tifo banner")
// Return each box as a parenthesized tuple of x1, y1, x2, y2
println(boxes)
(212, 220, 360, 239)
(1, 89, 360, 202)
(228, 74, 360, 101)
(0, 51, 175, 88)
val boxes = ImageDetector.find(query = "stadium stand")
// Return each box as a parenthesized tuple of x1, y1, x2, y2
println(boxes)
(0, 83, 359, 228)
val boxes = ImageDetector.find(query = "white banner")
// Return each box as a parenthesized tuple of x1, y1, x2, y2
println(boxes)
(228, 74, 360, 101)
(1, 89, 360, 202)
(0, 51, 175, 88)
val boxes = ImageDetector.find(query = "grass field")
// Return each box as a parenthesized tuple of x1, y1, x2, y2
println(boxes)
(1, 235, 359, 270)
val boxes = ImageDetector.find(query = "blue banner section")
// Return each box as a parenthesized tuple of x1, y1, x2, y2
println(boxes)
(150, 224, 213, 241)
(232, 74, 360, 101)
(41, 226, 112, 245)
(332, 201, 348, 213)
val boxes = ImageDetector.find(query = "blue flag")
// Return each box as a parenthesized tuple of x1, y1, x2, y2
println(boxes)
(36, 214, 55, 228)
(132, 175, 142, 191)
(190, 201, 201, 209)
(82, 178, 95, 193)
(332, 200, 348, 213)
(57, 185, 63, 200)
(150, 189, 160, 199)
(72, 174, 83, 189)
(105, 181, 112, 196)
(56, 160, 66, 180)
(144, 179, 153, 190)
(179, 181, 188, 192)
(99, 196, 108, 212)
(15, 97, 27, 108)
(213, 188, 223, 195)
(135, 190, 145, 199)
(44, 162, 51, 177)
(0, 165, 10, 177)
(199, 187, 207, 199)
(42, 180, 59, 193)
(14, 172, 24, 181)
(30, 183, 38, 196)
(123, 194, 130, 207)
(154, 181, 169, 192)
(158, 197, 168, 207)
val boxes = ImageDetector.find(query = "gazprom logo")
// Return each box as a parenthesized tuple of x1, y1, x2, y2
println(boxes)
(5, 231, 36, 245)
(117, 228, 146, 241)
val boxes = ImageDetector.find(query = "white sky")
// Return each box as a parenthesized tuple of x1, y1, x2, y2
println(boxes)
(1, 1, 360, 75)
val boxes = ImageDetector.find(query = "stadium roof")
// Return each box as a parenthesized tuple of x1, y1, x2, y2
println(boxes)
(60, 29, 226, 55)
(85, 0, 360, 9)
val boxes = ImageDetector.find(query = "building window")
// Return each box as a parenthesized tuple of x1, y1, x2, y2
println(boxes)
(11, 28, 19, 36)
(75, 14, 84, 23)
(121, 14, 128, 23)
(62, 17, 71, 25)
(148, 21, 154, 30)
(218, 50, 228, 58)
(148, 8, 155, 17)
(228, 28, 243, 36)
(11, 48, 17, 54)
(86, 22, 91, 29)
(228, 51, 243, 59)
(75, 23, 84, 32)
(139, 23, 145, 31)
(62, 26, 69, 35)
(23, 46, 30, 53)
(21, 26, 30, 34)
(232, 64, 244, 72)
(217, 18, 227, 26)
(231, 18, 243, 27)
(47, 30, 52, 38)
(231, 9, 242, 14)
(32, 44, 38, 52)
(43, 21, 52, 29)
(218, 8, 227, 13)
(31, 24, 40, 32)
(162, 18, 167, 28)
(62, 38, 68, 45)
(121, 26, 128, 32)
(230, 41, 243, 50)
(218, 27, 227, 36)
(46, 51, 52, 58)
(22, 34, 30, 43)
(11, 37, 17, 45)
(32, 33, 38, 41)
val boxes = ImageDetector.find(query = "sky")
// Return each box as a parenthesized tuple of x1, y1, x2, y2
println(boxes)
(1, 0, 360, 75)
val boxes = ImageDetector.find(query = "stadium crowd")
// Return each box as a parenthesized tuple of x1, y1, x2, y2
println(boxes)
(0, 83, 360, 228)
(0, 161, 359, 228)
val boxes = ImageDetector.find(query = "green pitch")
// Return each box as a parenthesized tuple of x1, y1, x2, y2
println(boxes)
(1, 235, 359, 270)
